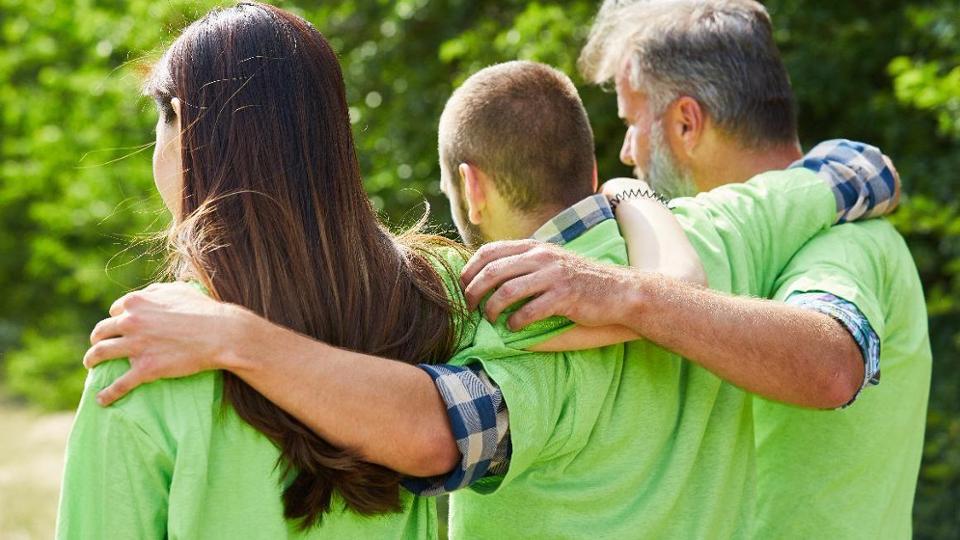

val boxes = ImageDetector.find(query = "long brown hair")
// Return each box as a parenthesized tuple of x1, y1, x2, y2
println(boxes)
(144, 2, 465, 528)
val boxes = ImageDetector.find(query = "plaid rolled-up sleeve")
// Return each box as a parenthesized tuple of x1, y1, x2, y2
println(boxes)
(786, 291, 881, 408)
(401, 364, 511, 496)
(790, 139, 899, 223)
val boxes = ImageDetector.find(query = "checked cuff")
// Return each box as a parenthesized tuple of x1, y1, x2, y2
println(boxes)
(787, 291, 881, 409)
(789, 139, 899, 224)
(401, 364, 511, 495)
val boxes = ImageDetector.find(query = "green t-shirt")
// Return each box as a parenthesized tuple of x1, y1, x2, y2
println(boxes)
(57, 361, 439, 539)
(753, 220, 932, 539)
(447, 169, 840, 539)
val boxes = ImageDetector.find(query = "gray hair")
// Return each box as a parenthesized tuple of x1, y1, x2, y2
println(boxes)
(580, 0, 798, 148)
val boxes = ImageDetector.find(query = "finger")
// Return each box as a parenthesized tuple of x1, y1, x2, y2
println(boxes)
(463, 253, 545, 310)
(90, 316, 124, 345)
(109, 292, 136, 317)
(460, 240, 542, 289)
(84, 337, 135, 369)
(483, 272, 551, 323)
(96, 368, 147, 407)
(507, 291, 564, 331)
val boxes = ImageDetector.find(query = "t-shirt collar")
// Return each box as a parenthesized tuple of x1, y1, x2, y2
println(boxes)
(530, 194, 614, 246)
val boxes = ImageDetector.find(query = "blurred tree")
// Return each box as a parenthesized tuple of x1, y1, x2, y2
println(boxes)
(0, 0, 956, 536)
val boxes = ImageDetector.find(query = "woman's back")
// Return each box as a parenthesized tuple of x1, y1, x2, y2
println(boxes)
(58, 358, 437, 539)
(58, 3, 463, 535)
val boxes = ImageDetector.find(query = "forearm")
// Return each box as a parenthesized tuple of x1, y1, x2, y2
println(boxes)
(624, 274, 864, 408)
(220, 307, 458, 476)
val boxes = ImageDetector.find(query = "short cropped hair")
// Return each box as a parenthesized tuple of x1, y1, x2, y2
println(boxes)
(580, 0, 798, 148)
(439, 61, 595, 211)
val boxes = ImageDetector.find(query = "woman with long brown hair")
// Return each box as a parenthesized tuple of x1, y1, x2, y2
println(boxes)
(57, 3, 470, 537)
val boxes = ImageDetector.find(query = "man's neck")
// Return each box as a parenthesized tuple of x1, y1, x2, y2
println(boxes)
(488, 203, 571, 241)
(696, 142, 803, 191)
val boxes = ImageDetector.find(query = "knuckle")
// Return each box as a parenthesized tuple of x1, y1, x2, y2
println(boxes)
(114, 379, 131, 393)
(498, 281, 517, 298)
(124, 293, 144, 309)
(532, 248, 554, 264)
(474, 267, 496, 289)
(475, 244, 495, 259)
(138, 359, 157, 379)
(122, 312, 141, 330)
(126, 335, 146, 355)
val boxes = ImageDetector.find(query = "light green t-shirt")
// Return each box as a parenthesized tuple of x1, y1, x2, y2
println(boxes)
(753, 220, 932, 539)
(447, 169, 840, 539)
(57, 360, 439, 539)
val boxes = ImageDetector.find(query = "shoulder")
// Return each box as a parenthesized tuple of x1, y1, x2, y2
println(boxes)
(418, 242, 481, 349)
(85, 360, 222, 445)
(795, 219, 906, 266)
(816, 218, 902, 243)
(460, 336, 620, 402)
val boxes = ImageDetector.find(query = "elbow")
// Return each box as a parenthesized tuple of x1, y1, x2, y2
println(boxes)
(405, 430, 460, 478)
(817, 353, 864, 409)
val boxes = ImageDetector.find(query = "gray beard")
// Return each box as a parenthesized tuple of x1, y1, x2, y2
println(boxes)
(637, 121, 697, 199)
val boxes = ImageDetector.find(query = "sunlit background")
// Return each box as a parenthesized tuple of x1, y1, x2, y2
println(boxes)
(1, 0, 958, 538)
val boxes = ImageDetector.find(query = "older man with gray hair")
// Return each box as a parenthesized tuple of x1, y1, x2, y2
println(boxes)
(465, 1, 930, 538)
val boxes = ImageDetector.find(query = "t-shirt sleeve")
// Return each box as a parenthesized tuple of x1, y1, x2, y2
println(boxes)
(671, 168, 838, 296)
(771, 227, 885, 337)
(771, 226, 886, 405)
(444, 325, 579, 495)
(56, 361, 172, 539)
(469, 353, 575, 494)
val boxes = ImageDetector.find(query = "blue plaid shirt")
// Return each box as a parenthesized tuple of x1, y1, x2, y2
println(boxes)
(403, 139, 892, 495)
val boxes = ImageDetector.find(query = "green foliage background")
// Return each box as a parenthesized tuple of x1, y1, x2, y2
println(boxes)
(0, 0, 956, 536)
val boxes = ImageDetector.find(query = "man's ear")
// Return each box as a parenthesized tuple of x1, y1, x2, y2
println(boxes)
(663, 96, 705, 158)
(458, 163, 487, 225)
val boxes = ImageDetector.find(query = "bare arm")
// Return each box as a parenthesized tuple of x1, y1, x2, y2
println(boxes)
(85, 283, 458, 476)
(606, 178, 863, 408)
(458, 242, 861, 408)
(618, 273, 864, 408)
(603, 177, 706, 285)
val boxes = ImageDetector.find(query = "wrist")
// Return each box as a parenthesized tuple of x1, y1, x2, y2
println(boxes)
(215, 303, 264, 374)
(620, 269, 660, 333)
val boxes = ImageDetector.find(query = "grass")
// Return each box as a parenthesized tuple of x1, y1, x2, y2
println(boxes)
(0, 399, 73, 539)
